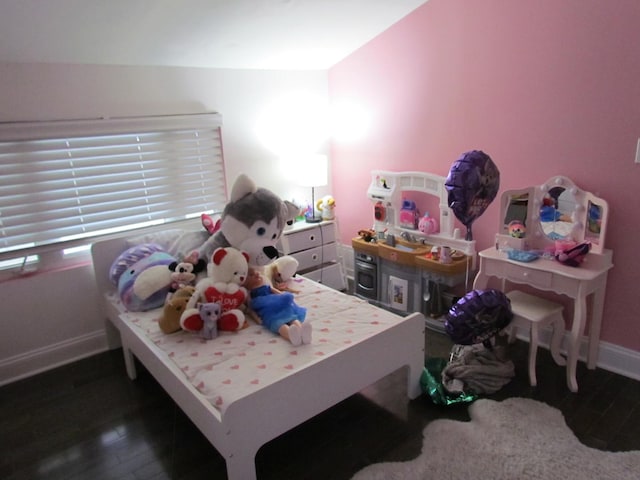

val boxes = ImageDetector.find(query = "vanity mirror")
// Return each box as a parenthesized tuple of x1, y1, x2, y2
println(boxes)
(498, 175, 608, 254)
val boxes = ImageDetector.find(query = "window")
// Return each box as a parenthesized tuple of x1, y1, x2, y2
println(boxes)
(0, 113, 227, 262)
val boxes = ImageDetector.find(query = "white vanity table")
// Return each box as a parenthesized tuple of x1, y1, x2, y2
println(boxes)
(474, 175, 613, 392)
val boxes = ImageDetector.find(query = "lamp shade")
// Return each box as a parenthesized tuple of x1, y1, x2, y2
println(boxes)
(297, 154, 328, 187)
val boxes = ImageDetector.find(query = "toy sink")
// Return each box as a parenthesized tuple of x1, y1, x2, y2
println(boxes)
(378, 240, 430, 267)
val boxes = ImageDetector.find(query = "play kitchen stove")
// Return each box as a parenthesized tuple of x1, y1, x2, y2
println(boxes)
(354, 250, 378, 301)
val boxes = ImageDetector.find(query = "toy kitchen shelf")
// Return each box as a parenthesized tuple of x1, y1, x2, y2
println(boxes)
(355, 170, 478, 331)
(368, 170, 476, 260)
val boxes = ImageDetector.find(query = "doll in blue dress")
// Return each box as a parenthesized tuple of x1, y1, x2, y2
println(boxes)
(245, 268, 311, 346)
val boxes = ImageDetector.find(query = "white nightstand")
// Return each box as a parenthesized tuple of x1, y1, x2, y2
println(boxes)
(277, 220, 346, 291)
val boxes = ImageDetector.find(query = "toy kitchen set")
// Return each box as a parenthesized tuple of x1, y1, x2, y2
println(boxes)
(353, 170, 477, 332)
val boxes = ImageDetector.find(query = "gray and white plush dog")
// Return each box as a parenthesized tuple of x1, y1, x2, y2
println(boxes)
(198, 174, 298, 267)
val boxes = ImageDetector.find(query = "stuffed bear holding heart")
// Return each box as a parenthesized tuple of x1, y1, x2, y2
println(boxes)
(180, 247, 250, 333)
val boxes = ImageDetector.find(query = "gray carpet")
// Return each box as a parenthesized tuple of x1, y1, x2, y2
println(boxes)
(353, 397, 640, 479)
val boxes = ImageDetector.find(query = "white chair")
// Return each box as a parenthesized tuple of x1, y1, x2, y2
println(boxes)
(505, 290, 567, 388)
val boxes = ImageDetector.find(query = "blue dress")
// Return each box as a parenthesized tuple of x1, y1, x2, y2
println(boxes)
(250, 285, 307, 334)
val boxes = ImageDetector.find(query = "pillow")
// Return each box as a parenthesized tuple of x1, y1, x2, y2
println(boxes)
(109, 243, 165, 285)
(166, 230, 209, 259)
(117, 251, 176, 312)
(126, 229, 183, 250)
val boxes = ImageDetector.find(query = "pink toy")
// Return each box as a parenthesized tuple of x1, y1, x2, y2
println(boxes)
(418, 213, 439, 235)
(399, 199, 419, 229)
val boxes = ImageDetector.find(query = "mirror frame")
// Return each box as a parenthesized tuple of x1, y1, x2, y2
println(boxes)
(498, 175, 608, 254)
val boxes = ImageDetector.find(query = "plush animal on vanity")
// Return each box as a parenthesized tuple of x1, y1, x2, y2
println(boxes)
(180, 247, 250, 333)
(198, 174, 298, 267)
(508, 220, 526, 238)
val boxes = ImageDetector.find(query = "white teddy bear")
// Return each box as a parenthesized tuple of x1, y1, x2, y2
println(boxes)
(180, 247, 249, 333)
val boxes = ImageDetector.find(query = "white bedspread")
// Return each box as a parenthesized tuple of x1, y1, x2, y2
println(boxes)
(113, 277, 405, 414)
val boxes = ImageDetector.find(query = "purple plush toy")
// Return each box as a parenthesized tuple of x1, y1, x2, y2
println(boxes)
(198, 302, 222, 340)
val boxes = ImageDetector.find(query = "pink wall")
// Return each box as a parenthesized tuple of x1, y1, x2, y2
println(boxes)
(329, 0, 640, 351)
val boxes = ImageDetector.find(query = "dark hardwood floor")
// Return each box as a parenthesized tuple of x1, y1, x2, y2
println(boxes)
(2, 329, 640, 480)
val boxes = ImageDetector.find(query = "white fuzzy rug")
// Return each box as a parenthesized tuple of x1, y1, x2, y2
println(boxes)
(352, 397, 640, 480)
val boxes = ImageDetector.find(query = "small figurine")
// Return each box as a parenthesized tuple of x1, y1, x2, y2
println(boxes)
(508, 220, 526, 238)
(358, 229, 376, 242)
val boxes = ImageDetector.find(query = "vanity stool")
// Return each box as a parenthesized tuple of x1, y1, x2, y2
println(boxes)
(505, 290, 566, 388)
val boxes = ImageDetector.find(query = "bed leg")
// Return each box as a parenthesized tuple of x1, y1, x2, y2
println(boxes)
(225, 451, 257, 480)
(122, 347, 137, 380)
(407, 321, 426, 400)
(407, 362, 423, 400)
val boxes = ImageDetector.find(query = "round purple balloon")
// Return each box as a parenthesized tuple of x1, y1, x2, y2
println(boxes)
(445, 150, 499, 240)
(445, 289, 513, 346)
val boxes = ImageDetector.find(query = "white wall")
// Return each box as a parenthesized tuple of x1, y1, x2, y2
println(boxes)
(0, 62, 329, 384)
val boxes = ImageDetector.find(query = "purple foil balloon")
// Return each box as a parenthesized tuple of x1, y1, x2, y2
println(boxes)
(445, 150, 499, 240)
(445, 289, 513, 347)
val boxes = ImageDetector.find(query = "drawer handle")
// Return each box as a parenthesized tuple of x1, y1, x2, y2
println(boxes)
(523, 272, 529, 277)
(309, 235, 316, 241)
(312, 254, 319, 261)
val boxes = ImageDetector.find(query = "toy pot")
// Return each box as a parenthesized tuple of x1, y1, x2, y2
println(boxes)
(440, 246, 452, 264)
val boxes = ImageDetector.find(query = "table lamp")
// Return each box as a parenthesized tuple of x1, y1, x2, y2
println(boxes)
(298, 154, 328, 223)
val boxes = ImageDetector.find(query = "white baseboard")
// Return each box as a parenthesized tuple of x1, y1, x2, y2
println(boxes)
(0, 330, 109, 387)
(585, 340, 640, 382)
(511, 326, 640, 382)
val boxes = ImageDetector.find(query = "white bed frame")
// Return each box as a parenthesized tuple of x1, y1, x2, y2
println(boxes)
(91, 227, 425, 480)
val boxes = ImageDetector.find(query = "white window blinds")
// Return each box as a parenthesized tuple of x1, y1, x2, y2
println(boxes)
(0, 113, 226, 256)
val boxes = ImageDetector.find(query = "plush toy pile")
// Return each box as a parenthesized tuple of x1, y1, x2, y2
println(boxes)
(111, 173, 302, 340)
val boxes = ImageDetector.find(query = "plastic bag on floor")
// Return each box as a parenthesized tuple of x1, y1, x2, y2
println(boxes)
(442, 344, 515, 395)
(421, 356, 477, 406)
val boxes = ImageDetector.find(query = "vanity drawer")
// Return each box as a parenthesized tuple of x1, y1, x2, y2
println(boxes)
(504, 263, 553, 288)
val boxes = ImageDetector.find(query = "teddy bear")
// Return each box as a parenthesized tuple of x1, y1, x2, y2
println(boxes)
(198, 302, 222, 340)
(158, 286, 196, 334)
(197, 173, 298, 267)
(180, 246, 250, 333)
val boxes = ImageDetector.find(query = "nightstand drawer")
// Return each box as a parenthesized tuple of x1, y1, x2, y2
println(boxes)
(279, 226, 322, 253)
(294, 243, 338, 271)
(504, 263, 553, 288)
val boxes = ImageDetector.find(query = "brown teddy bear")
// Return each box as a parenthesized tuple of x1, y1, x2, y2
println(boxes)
(158, 286, 196, 334)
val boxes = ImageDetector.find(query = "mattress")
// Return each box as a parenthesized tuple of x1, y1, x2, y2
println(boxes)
(111, 276, 406, 414)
